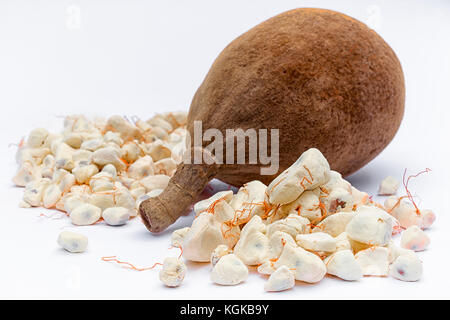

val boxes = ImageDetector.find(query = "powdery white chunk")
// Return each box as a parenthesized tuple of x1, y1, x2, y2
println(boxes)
(63, 132, 83, 148)
(63, 194, 86, 214)
(92, 146, 126, 171)
(27, 128, 49, 148)
(57, 231, 88, 253)
(170, 142, 186, 162)
(296, 232, 337, 253)
(348, 186, 370, 209)
(274, 244, 326, 283)
(81, 139, 104, 151)
(89, 172, 115, 192)
(69, 184, 91, 196)
(264, 266, 295, 292)
(114, 187, 135, 209)
(383, 196, 418, 227)
(400, 225, 430, 251)
(169, 112, 187, 127)
(328, 188, 353, 214)
(171, 227, 190, 248)
(389, 254, 423, 282)
(355, 247, 389, 276)
(267, 148, 330, 205)
(42, 183, 62, 209)
(257, 260, 277, 275)
(390, 215, 404, 236)
(267, 231, 297, 260)
(384, 196, 436, 229)
(41, 167, 53, 180)
(106, 115, 142, 141)
(319, 172, 353, 213)
(142, 126, 168, 141)
(148, 117, 173, 132)
(387, 241, 416, 263)
(208, 199, 236, 224)
(266, 214, 311, 238)
(130, 186, 146, 199)
(18, 147, 50, 166)
(229, 181, 268, 220)
(345, 206, 393, 246)
(135, 119, 151, 132)
(72, 149, 92, 166)
(194, 190, 234, 215)
(154, 158, 177, 176)
(19, 201, 31, 208)
(158, 111, 186, 128)
(139, 174, 170, 192)
(324, 250, 362, 281)
(104, 132, 124, 147)
(144, 140, 171, 162)
(42, 132, 61, 149)
(127, 155, 154, 180)
(321, 170, 352, 193)
(101, 164, 117, 179)
(23, 178, 51, 207)
(13, 161, 40, 187)
(129, 209, 138, 218)
(49, 137, 62, 155)
(72, 164, 99, 184)
(102, 207, 131, 226)
(314, 212, 355, 237)
(120, 176, 135, 190)
(122, 142, 142, 163)
(292, 191, 322, 221)
(42, 152, 55, 166)
(62, 175, 77, 194)
(159, 257, 187, 287)
(182, 213, 228, 262)
(103, 142, 122, 154)
(204, 200, 240, 249)
(268, 190, 321, 223)
(54, 143, 75, 171)
(167, 127, 187, 147)
(54, 170, 76, 193)
(70, 203, 102, 225)
(210, 245, 232, 266)
(210, 254, 248, 286)
(88, 192, 115, 211)
(335, 232, 352, 252)
(420, 209, 436, 230)
(378, 176, 400, 195)
(234, 216, 269, 266)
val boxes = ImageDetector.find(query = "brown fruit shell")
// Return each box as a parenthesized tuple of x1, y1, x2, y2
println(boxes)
(140, 8, 405, 233)
(188, 8, 405, 185)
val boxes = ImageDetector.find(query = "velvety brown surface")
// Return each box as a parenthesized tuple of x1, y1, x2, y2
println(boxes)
(188, 8, 405, 185)
(140, 8, 405, 232)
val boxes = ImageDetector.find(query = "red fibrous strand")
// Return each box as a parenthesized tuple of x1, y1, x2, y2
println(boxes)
(101, 256, 162, 271)
(402, 168, 431, 215)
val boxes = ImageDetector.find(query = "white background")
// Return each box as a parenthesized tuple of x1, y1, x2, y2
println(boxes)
(1, 0, 449, 299)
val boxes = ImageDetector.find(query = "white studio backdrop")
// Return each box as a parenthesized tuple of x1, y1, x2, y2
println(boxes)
(0, 0, 449, 299)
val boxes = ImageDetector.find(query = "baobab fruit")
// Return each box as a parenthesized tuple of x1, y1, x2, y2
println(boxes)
(140, 8, 404, 233)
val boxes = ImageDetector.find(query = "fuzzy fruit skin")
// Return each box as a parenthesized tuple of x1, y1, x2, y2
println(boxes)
(140, 8, 405, 233)
(188, 8, 405, 185)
